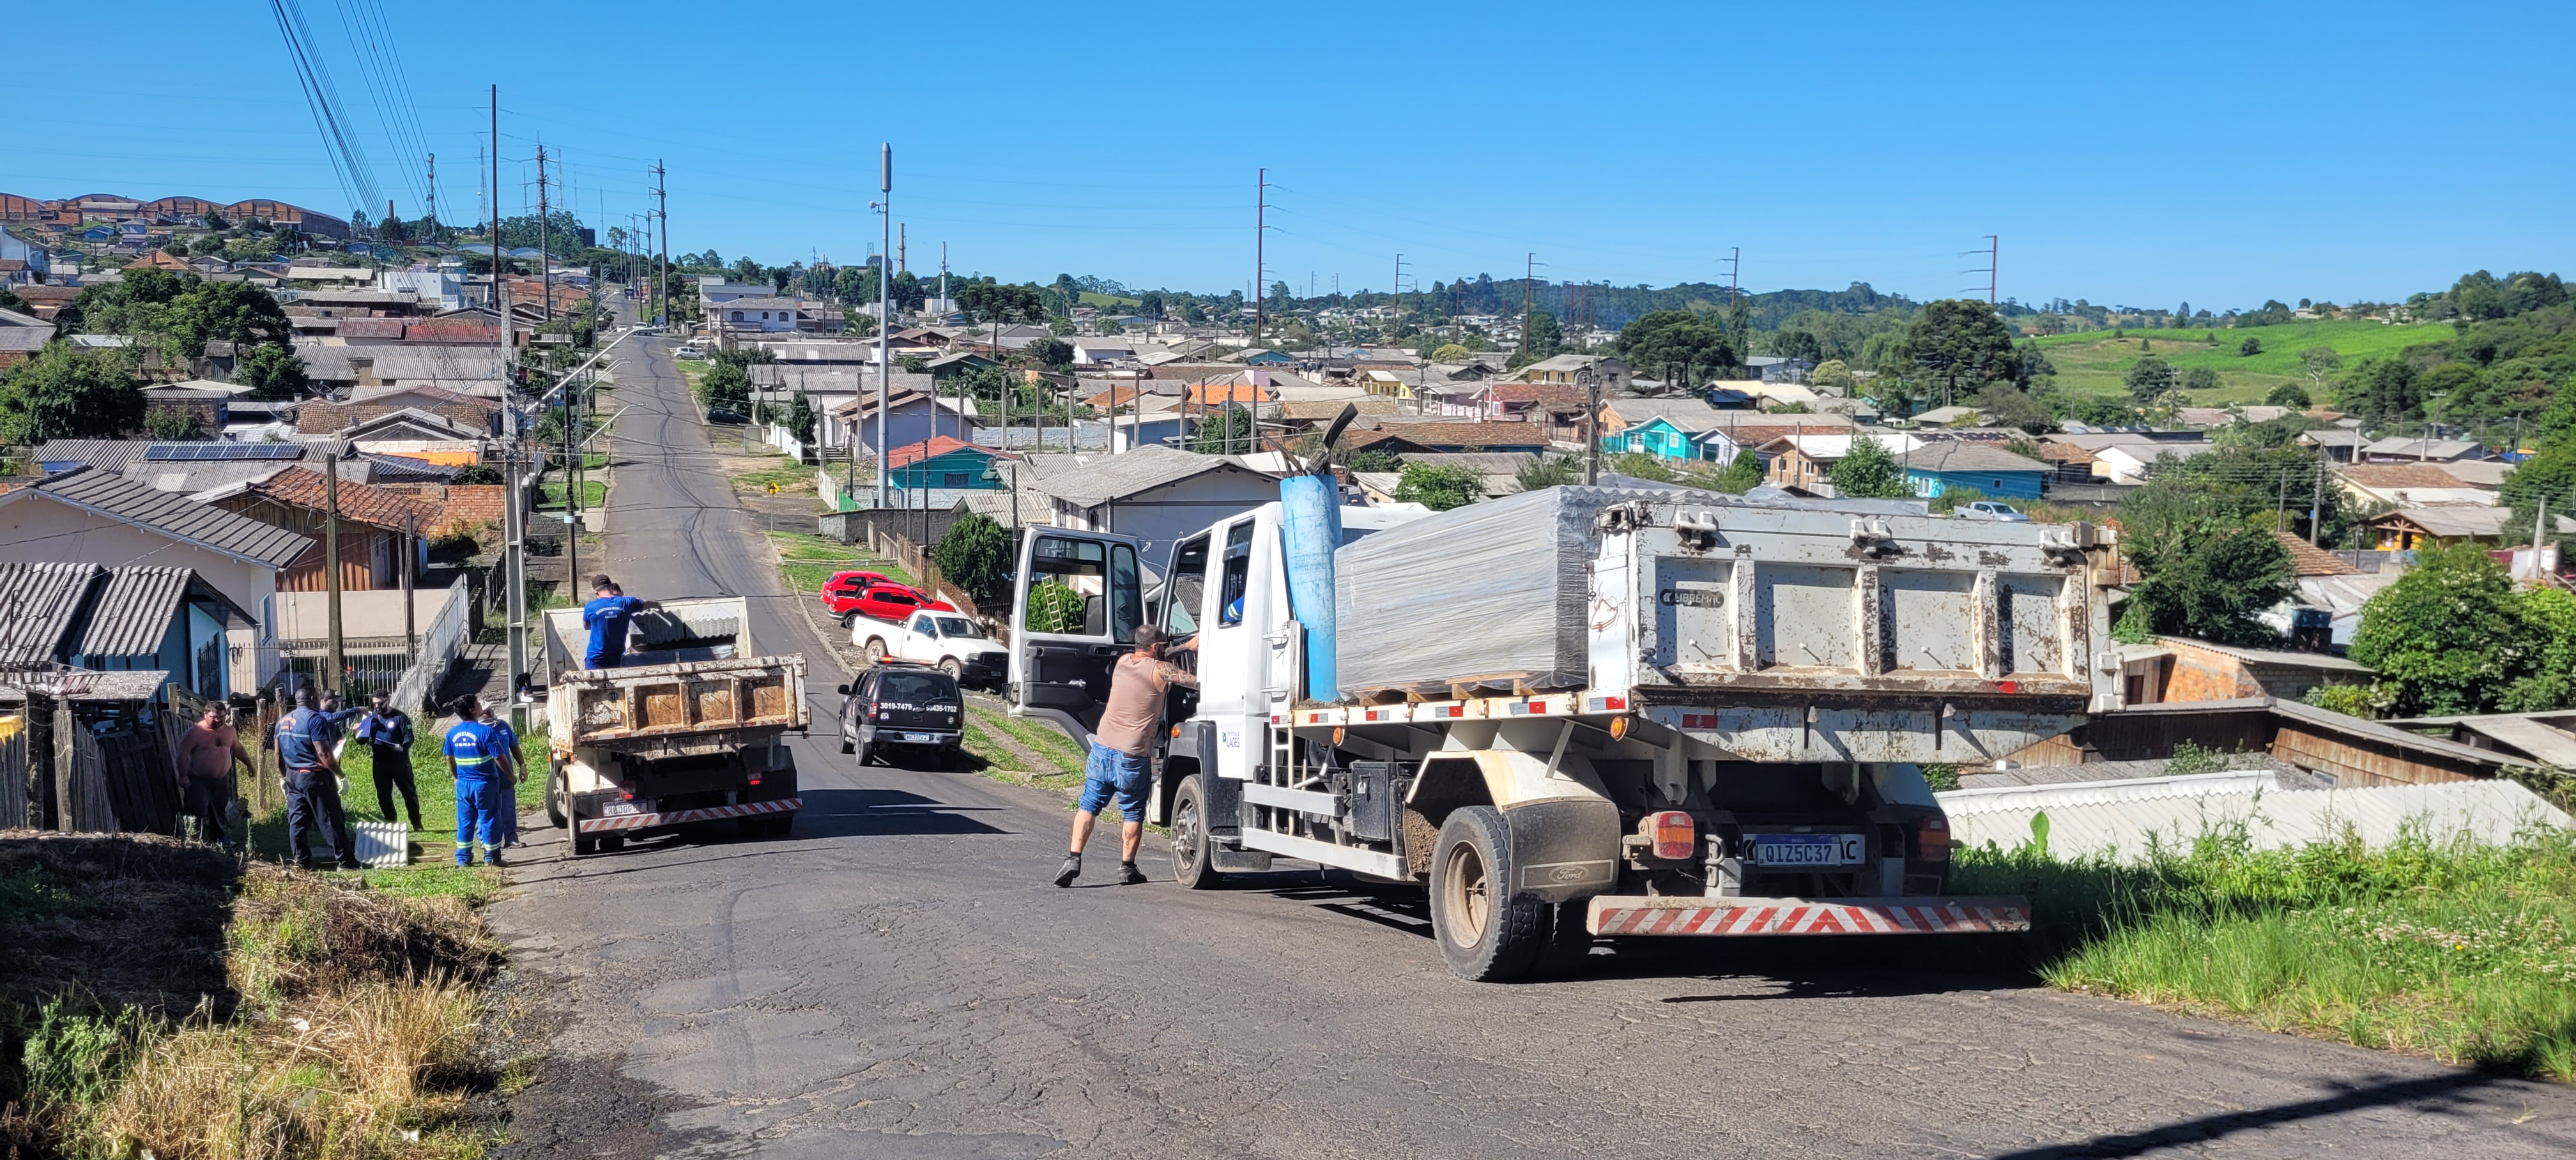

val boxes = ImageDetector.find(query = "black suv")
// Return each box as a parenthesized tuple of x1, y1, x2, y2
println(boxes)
(838, 663, 965, 768)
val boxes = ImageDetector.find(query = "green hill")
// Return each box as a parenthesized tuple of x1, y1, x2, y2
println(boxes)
(2032, 318, 2448, 405)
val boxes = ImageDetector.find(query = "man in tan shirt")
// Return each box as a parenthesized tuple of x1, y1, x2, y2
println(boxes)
(1056, 624, 1197, 887)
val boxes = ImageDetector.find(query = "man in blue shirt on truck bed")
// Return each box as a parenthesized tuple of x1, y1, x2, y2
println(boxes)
(581, 574, 657, 668)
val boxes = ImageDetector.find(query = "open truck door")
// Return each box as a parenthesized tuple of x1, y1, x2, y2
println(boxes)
(1006, 528, 1145, 747)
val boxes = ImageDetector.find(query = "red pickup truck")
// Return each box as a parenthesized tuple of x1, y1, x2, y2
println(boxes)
(820, 570, 954, 626)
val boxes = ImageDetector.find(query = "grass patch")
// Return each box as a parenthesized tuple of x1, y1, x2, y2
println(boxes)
(0, 838, 508, 1157)
(538, 478, 607, 510)
(969, 704, 1087, 774)
(2030, 318, 2448, 406)
(1952, 825, 2576, 1080)
(733, 456, 816, 498)
(767, 530, 912, 597)
(253, 715, 551, 876)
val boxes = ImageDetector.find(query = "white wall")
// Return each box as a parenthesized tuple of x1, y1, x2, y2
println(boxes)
(0, 494, 280, 691)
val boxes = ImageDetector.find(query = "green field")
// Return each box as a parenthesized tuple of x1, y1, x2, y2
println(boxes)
(2032, 318, 2450, 406)
(1077, 290, 1142, 309)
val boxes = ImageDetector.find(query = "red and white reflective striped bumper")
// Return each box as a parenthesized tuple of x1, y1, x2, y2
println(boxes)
(1586, 895, 2031, 936)
(578, 797, 801, 833)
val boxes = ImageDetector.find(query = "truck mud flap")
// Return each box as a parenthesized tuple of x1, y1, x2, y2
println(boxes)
(1500, 797, 1619, 904)
(1586, 895, 2032, 936)
(577, 797, 802, 833)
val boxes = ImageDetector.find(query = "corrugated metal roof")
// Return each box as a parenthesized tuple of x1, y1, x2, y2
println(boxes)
(29, 439, 151, 471)
(0, 561, 102, 666)
(73, 566, 187, 658)
(1939, 774, 2572, 861)
(27, 467, 312, 567)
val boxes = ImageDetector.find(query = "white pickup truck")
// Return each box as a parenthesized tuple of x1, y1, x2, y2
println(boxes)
(850, 609, 1008, 688)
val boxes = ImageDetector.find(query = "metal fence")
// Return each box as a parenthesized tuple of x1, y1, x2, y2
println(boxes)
(388, 576, 472, 715)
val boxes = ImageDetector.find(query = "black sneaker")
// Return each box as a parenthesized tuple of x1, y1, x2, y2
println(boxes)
(1052, 853, 1082, 887)
(1116, 862, 1147, 886)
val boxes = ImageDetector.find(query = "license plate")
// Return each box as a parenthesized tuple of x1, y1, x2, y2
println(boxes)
(901, 732, 937, 744)
(601, 801, 640, 818)
(1751, 834, 1865, 867)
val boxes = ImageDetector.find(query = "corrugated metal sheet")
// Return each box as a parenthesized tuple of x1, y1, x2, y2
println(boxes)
(1939, 774, 2572, 861)
(0, 561, 102, 666)
(34, 467, 312, 567)
(73, 566, 188, 659)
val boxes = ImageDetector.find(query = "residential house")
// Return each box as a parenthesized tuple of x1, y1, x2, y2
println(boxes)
(2366, 506, 2575, 553)
(2335, 463, 2494, 510)
(295, 385, 499, 438)
(1032, 446, 1281, 567)
(1349, 422, 1551, 454)
(2363, 436, 2486, 463)
(1485, 383, 1592, 442)
(295, 344, 505, 395)
(2120, 637, 2373, 706)
(694, 281, 774, 308)
(0, 561, 255, 700)
(199, 466, 440, 592)
(1515, 353, 1630, 392)
(0, 307, 51, 369)
(1906, 405, 1977, 428)
(0, 467, 312, 691)
(332, 408, 491, 466)
(1759, 432, 1924, 492)
(1217, 347, 1294, 366)
(1071, 340, 1136, 366)
(1618, 416, 1698, 459)
(1895, 441, 2049, 500)
(2297, 428, 2368, 463)
(885, 436, 1013, 495)
(830, 379, 979, 457)
(2175, 405, 2295, 428)
(713, 296, 808, 335)
(2085, 439, 2218, 485)
(1743, 355, 1816, 383)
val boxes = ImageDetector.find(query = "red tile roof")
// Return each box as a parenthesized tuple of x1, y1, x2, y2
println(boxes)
(2274, 531, 2361, 576)
(885, 436, 997, 471)
(247, 467, 444, 532)
(2338, 464, 2465, 489)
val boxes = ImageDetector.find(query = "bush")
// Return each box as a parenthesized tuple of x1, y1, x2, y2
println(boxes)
(2240, 337, 2264, 356)
(931, 513, 1012, 604)
(1394, 462, 1482, 510)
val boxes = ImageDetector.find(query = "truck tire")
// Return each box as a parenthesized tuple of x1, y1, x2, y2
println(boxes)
(1168, 774, 1223, 890)
(1535, 901, 1597, 978)
(937, 657, 962, 680)
(862, 637, 887, 664)
(544, 764, 568, 828)
(1429, 806, 1546, 982)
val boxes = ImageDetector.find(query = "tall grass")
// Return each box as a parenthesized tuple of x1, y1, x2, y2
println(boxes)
(1952, 824, 2576, 1079)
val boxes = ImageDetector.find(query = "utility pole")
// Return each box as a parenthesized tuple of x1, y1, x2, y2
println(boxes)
(401, 513, 417, 660)
(1726, 248, 1741, 303)
(1988, 234, 1999, 305)
(874, 142, 891, 510)
(424, 153, 436, 240)
(1525, 252, 1535, 319)
(898, 222, 906, 273)
(939, 241, 948, 316)
(2308, 455, 2326, 546)
(1255, 167, 1273, 346)
(323, 452, 344, 696)
(1586, 376, 1601, 486)
(654, 160, 668, 329)
(537, 145, 552, 322)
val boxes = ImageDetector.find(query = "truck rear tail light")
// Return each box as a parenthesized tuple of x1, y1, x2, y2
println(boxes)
(1649, 811, 1695, 860)
(1915, 816, 1951, 862)
(747, 772, 763, 786)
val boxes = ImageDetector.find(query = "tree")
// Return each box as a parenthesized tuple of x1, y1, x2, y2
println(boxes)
(1968, 383, 2055, 434)
(931, 513, 1014, 604)
(174, 280, 292, 355)
(2346, 359, 2422, 421)
(1188, 404, 1257, 454)
(234, 343, 310, 401)
(1510, 308, 1564, 369)
(2117, 520, 2294, 646)
(1894, 300, 2016, 408)
(0, 344, 143, 443)
(1614, 310, 1731, 388)
(1515, 454, 1581, 491)
(1020, 337, 1073, 372)
(142, 407, 201, 440)
(2266, 383, 2313, 408)
(1430, 343, 1473, 363)
(700, 360, 752, 412)
(2239, 337, 2264, 356)
(2299, 346, 2343, 386)
(2349, 544, 2544, 716)
(1830, 436, 1911, 498)
(787, 393, 816, 460)
(1810, 358, 1856, 395)
(2181, 366, 2220, 393)
(1714, 450, 1765, 494)
(2125, 356, 2176, 404)
(0, 285, 24, 312)
(1395, 462, 1483, 510)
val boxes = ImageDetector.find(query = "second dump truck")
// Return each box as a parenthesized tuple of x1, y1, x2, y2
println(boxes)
(1008, 482, 2121, 980)
(539, 596, 808, 855)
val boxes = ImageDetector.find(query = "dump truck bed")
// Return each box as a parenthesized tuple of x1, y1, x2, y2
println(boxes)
(540, 596, 808, 756)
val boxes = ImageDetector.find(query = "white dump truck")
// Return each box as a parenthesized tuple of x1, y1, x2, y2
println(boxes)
(539, 597, 808, 855)
(1006, 482, 2120, 980)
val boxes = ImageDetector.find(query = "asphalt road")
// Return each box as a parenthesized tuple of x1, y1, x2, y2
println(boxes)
(487, 334, 2576, 1159)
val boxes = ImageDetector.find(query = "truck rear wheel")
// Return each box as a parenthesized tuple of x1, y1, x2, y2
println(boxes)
(544, 765, 568, 828)
(1429, 806, 1546, 982)
(1169, 774, 1222, 890)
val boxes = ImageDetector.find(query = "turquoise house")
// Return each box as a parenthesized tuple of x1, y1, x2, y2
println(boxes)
(1618, 416, 1698, 461)
(1897, 442, 2047, 500)
(886, 436, 1009, 492)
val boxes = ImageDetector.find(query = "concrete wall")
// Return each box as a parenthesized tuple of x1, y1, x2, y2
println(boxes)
(269, 586, 455, 644)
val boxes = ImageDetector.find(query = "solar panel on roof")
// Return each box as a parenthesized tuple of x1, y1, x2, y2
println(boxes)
(143, 443, 302, 461)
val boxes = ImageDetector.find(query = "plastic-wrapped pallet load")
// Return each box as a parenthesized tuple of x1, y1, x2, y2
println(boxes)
(1331, 482, 1694, 698)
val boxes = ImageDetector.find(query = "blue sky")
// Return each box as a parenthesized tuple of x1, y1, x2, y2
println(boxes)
(6, 2, 2570, 311)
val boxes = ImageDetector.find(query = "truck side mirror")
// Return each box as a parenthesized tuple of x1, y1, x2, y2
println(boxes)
(836, 684, 851, 696)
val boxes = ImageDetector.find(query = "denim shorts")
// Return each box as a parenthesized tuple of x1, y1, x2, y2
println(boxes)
(1078, 742, 1151, 822)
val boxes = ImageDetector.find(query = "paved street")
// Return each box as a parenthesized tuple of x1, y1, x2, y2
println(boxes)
(487, 336, 2576, 1159)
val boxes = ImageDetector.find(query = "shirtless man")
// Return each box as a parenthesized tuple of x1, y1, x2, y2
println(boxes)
(173, 702, 253, 849)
